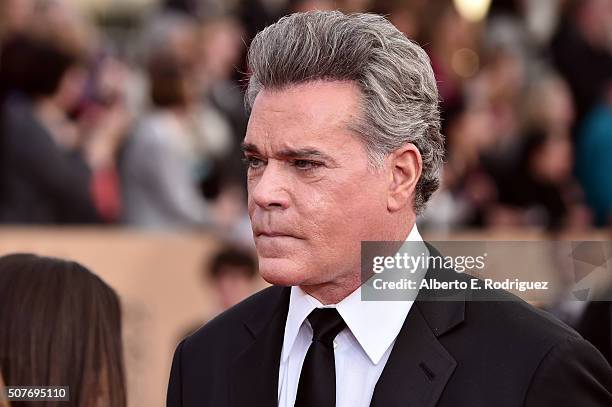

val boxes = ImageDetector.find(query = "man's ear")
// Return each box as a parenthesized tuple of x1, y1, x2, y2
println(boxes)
(387, 143, 422, 212)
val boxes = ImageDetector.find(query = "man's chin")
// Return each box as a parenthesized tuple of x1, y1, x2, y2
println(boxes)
(258, 258, 308, 287)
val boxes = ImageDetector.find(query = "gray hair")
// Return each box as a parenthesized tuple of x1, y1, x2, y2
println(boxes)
(246, 11, 444, 214)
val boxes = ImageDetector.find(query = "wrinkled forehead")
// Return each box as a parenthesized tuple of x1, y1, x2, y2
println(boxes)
(244, 80, 364, 153)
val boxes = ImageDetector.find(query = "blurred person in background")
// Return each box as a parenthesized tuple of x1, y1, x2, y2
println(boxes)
(177, 245, 258, 341)
(0, 1, 129, 223)
(0, 253, 126, 407)
(420, 1, 479, 113)
(493, 129, 591, 231)
(0, 0, 34, 42)
(474, 22, 529, 175)
(206, 246, 258, 311)
(550, 0, 612, 129)
(122, 42, 214, 229)
(421, 98, 498, 231)
(486, 69, 592, 232)
(523, 72, 575, 137)
(198, 16, 249, 180)
(576, 82, 612, 226)
(1, 0, 42, 213)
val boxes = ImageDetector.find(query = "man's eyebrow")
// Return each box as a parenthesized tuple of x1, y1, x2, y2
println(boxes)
(277, 148, 334, 162)
(241, 143, 337, 163)
(241, 142, 260, 154)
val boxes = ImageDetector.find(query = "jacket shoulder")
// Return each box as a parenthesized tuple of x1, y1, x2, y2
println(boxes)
(465, 289, 580, 344)
(433, 267, 581, 345)
(182, 285, 287, 354)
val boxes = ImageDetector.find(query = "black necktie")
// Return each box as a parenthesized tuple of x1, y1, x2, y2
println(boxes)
(294, 308, 347, 407)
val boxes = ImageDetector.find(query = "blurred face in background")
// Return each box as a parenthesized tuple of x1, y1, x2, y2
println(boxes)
(244, 81, 391, 292)
(199, 18, 244, 84)
(487, 50, 525, 104)
(527, 76, 575, 133)
(0, 0, 34, 34)
(56, 64, 87, 112)
(529, 136, 573, 184)
(577, 0, 612, 47)
(214, 266, 256, 309)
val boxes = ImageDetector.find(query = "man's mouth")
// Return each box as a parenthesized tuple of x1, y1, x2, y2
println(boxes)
(257, 231, 293, 237)
(255, 228, 302, 239)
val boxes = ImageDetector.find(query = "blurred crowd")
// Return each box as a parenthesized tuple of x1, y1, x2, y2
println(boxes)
(1, 0, 611, 241)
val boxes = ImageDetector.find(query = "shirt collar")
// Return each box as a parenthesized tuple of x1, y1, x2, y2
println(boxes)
(282, 224, 423, 365)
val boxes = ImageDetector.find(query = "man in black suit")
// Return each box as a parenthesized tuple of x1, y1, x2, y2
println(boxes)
(167, 11, 612, 407)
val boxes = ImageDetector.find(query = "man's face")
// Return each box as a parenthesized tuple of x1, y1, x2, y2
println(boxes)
(243, 81, 390, 288)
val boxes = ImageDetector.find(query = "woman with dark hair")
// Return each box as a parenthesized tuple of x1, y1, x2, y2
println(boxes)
(0, 253, 126, 407)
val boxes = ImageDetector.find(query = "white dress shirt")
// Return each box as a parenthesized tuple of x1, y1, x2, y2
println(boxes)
(277, 224, 424, 407)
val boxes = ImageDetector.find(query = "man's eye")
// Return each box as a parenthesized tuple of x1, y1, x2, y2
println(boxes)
(293, 160, 323, 171)
(242, 156, 265, 169)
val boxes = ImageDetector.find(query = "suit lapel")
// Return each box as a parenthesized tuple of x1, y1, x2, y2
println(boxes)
(229, 286, 291, 407)
(370, 248, 466, 407)
(369, 303, 458, 407)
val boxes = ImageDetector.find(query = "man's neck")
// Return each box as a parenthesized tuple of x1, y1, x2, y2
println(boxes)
(300, 221, 418, 305)
(300, 273, 362, 305)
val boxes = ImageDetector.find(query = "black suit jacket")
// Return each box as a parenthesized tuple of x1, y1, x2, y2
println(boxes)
(167, 263, 612, 406)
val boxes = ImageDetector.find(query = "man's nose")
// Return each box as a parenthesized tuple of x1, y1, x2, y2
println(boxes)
(250, 161, 291, 210)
